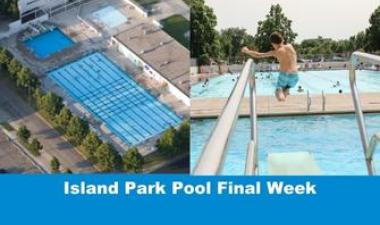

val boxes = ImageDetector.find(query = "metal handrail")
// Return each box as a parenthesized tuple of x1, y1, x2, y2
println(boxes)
(245, 63, 258, 175)
(322, 91, 326, 111)
(366, 133, 380, 161)
(193, 59, 256, 175)
(349, 51, 380, 175)
(306, 91, 311, 112)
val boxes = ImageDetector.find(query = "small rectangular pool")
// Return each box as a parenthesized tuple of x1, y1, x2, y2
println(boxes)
(92, 6, 128, 28)
(24, 28, 74, 59)
(49, 52, 181, 146)
(191, 113, 380, 175)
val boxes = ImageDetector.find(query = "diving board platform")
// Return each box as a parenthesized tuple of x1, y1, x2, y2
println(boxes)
(267, 152, 321, 175)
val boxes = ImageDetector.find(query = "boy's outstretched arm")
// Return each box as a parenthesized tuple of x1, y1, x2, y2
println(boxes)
(241, 47, 275, 59)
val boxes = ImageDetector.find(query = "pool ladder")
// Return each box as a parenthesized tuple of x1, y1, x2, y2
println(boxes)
(349, 52, 380, 175)
(193, 51, 380, 176)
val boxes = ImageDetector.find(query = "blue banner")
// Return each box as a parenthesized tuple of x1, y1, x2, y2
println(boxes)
(0, 175, 377, 224)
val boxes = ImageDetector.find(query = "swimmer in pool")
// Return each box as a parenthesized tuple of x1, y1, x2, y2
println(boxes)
(242, 32, 298, 102)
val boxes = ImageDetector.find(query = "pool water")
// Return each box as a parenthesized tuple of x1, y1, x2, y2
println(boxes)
(192, 70, 380, 98)
(191, 114, 380, 175)
(92, 6, 128, 28)
(49, 52, 181, 146)
(24, 28, 74, 59)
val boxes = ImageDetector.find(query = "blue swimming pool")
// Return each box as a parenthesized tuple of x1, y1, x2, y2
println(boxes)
(49, 52, 181, 146)
(24, 28, 74, 59)
(192, 70, 380, 98)
(92, 6, 128, 28)
(191, 114, 380, 175)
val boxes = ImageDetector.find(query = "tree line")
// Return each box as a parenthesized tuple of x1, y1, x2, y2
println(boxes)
(0, 0, 19, 19)
(0, 47, 189, 173)
(190, 0, 380, 65)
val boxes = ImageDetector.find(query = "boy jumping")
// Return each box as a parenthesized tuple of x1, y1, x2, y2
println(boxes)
(241, 32, 298, 101)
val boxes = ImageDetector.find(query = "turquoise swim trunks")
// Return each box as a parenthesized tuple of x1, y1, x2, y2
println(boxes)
(276, 72, 299, 89)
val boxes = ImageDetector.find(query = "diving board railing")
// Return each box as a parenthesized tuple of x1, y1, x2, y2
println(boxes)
(349, 51, 380, 175)
(193, 59, 257, 175)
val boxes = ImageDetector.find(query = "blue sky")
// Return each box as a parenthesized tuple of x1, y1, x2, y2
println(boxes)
(205, 0, 379, 41)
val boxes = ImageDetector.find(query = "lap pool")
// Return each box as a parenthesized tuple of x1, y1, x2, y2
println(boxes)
(49, 52, 181, 146)
(24, 28, 74, 59)
(192, 70, 380, 98)
(191, 114, 380, 175)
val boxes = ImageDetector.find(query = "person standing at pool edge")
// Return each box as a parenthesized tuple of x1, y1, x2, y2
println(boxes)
(241, 32, 298, 101)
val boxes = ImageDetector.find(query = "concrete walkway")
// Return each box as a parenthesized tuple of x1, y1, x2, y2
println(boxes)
(191, 93, 380, 118)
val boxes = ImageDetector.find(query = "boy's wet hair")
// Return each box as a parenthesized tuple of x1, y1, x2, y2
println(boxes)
(270, 32, 284, 44)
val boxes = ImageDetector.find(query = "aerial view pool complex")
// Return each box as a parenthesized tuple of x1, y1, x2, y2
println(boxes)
(192, 70, 380, 98)
(24, 28, 74, 59)
(191, 114, 380, 175)
(49, 52, 181, 146)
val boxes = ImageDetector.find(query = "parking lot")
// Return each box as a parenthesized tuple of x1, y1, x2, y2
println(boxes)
(0, 130, 41, 173)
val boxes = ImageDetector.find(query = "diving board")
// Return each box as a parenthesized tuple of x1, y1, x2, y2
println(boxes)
(267, 151, 321, 175)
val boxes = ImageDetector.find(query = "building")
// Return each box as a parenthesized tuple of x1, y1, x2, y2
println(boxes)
(112, 22, 190, 105)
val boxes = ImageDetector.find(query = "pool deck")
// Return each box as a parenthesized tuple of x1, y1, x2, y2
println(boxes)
(191, 93, 380, 118)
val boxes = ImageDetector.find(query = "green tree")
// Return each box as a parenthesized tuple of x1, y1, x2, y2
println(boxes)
(95, 143, 122, 172)
(220, 28, 255, 63)
(174, 120, 190, 153)
(16, 67, 38, 89)
(32, 88, 43, 108)
(56, 107, 72, 131)
(190, 0, 221, 64)
(353, 31, 368, 51)
(254, 4, 297, 52)
(29, 138, 43, 156)
(17, 125, 31, 142)
(0, 48, 11, 69)
(156, 127, 178, 156)
(81, 131, 102, 159)
(0, 0, 19, 19)
(50, 157, 60, 173)
(7, 58, 22, 78)
(65, 116, 89, 146)
(39, 92, 63, 118)
(367, 6, 380, 51)
(123, 147, 144, 173)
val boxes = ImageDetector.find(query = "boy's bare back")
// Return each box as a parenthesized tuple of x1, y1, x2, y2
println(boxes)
(273, 44, 298, 73)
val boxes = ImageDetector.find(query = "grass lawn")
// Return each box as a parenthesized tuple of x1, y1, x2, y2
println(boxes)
(160, 15, 190, 49)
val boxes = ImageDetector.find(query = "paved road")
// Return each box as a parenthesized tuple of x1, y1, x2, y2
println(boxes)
(0, 79, 96, 173)
(0, 130, 41, 173)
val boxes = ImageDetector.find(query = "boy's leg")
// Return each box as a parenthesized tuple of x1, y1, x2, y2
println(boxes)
(276, 73, 287, 102)
(276, 88, 286, 101)
(283, 88, 290, 97)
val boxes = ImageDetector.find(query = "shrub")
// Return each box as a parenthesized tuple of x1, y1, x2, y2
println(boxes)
(17, 125, 31, 142)
(156, 127, 178, 157)
(123, 148, 144, 173)
(29, 138, 43, 156)
(50, 157, 60, 173)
